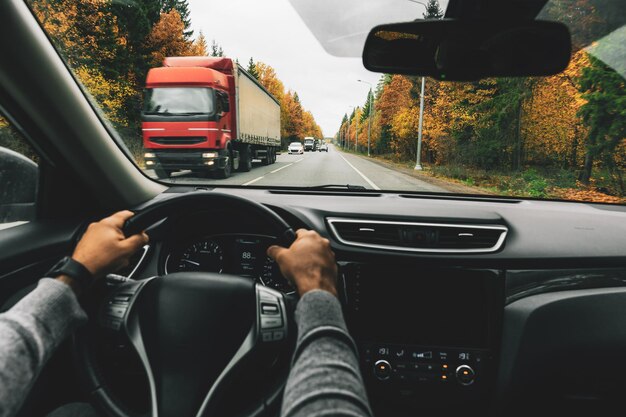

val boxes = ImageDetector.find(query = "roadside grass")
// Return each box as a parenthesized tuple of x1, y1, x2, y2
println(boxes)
(342, 148, 625, 204)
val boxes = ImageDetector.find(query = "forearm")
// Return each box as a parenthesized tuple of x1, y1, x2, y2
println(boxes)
(0, 278, 87, 417)
(281, 290, 372, 417)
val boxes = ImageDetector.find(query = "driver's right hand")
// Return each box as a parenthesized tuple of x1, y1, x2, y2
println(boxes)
(267, 229, 338, 297)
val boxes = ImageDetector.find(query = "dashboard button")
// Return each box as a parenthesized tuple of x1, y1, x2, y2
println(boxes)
(261, 332, 273, 342)
(272, 331, 285, 341)
(411, 350, 432, 360)
(374, 360, 392, 380)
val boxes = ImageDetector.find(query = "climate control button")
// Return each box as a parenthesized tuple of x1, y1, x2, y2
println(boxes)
(374, 360, 392, 380)
(455, 364, 475, 386)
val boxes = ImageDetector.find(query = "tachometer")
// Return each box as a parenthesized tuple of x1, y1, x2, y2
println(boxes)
(260, 257, 294, 293)
(169, 239, 224, 273)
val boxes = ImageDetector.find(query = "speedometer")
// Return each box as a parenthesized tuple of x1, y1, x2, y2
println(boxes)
(168, 239, 224, 273)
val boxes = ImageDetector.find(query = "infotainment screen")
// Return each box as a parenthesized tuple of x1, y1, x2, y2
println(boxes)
(346, 266, 496, 348)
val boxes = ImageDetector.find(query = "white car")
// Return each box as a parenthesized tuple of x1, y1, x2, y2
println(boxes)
(318, 143, 328, 152)
(288, 142, 304, 154)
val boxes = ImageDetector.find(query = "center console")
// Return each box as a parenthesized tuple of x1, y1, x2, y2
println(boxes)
(341, 264, 504, 416)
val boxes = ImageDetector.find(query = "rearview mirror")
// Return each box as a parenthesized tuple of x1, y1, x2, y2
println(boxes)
(363, 19, 571, 81)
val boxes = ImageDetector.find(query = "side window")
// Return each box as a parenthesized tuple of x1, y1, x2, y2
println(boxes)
(0, 114, 39, 229)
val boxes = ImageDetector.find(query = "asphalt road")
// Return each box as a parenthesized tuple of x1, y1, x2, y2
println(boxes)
(152, 145, 446, 192)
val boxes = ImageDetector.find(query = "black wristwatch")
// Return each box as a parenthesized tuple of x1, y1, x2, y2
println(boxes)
(46, 256, 93, 288)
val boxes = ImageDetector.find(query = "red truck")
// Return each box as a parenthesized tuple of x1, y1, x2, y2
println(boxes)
(142, 57, 281, 179)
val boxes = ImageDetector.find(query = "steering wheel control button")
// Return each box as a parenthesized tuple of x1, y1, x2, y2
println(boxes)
(374, 360, 392, 380)
(455, 364, 476, 386)
(261, 303, 279, 315)
(272, 331, 285, 341)
(261, 316, 283, 329)
(262, 332, 273, 342)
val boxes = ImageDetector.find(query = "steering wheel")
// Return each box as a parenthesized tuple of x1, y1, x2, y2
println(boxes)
(74, 192, 297, 417)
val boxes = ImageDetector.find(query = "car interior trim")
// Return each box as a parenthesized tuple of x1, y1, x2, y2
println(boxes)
(327, 217, 508, 254)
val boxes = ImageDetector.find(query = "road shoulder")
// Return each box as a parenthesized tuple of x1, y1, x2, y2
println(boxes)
(346, 153, 493, 195)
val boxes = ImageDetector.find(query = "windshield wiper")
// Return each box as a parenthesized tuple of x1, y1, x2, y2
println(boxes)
(306, 184, 368, 191)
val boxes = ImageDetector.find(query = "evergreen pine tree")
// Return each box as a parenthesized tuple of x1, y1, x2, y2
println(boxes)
(247, 57, 259, 79)
(423, 0, 444, 19)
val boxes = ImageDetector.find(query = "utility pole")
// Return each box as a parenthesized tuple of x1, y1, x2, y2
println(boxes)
(357, 80, 373, 157)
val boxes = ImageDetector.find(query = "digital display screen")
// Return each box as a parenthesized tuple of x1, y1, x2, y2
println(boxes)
(234, 237, 263, 277)
(350, 267, 493, 348)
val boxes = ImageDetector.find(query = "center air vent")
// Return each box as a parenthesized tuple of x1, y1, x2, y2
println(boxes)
(327, 218, 507, 253)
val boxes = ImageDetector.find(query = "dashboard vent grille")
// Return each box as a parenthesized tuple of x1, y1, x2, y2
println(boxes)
(327, 218, 507, 253)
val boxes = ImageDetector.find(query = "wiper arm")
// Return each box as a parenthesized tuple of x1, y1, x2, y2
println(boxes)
(306, 184, 367, 190)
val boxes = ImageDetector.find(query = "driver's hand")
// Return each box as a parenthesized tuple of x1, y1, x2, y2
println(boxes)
(72, 211, 149, 280)
(267, 229, 337, 297)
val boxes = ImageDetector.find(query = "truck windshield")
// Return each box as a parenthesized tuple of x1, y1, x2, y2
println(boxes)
(143, 87, 215, 116)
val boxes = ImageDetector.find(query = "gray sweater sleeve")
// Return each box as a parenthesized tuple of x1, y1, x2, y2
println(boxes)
(281, 290, 372, 417)
(0, 278, 88, 417)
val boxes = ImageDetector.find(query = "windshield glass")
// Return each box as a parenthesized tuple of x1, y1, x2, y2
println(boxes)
(143, 88, 215, 115)
(27, 0, 625, 204)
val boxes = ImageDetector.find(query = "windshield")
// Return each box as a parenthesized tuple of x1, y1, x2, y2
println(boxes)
(27, 0, 625, 204)
(143, 88, 215, 116)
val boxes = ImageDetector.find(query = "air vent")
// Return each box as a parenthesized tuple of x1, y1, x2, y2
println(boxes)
(327, 218, 507, 253)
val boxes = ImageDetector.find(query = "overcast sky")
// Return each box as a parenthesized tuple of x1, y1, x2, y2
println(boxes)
(188, 0, 448, 137)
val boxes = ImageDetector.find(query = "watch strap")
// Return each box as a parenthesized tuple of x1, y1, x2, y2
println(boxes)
(46, 256, 93, 287)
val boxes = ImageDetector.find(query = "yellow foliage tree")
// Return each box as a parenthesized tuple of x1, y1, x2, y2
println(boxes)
(146, 10, 194, 66)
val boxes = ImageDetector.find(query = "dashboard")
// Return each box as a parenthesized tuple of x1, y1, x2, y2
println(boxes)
(163, 233, 294, 293)
(119, 188, 626, 417)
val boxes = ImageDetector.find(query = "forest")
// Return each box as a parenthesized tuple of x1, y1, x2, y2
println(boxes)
(11, 0, 322, 161)
(336, 0, 625, 202)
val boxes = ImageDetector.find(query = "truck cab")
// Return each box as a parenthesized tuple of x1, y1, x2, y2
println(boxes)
(142, 57, 280, 179)
(303, 137, 315, 151)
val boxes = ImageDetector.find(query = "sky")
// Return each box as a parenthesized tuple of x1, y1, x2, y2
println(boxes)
(187, 0, 448, 137)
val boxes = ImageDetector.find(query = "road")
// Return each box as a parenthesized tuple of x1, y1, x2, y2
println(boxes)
(152, 145, 446, 192)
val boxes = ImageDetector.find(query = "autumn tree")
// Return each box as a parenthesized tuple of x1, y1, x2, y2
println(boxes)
(146, 10, 192, 66)
(188, 31, 208, 56)
(161, 0, 193, 39)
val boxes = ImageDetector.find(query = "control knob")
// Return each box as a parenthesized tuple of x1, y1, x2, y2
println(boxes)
(455, 364, 475, 386)
(373, 360, 392, 380)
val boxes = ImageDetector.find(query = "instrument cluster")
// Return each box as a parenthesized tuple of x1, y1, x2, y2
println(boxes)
(164, 233, 294, 293)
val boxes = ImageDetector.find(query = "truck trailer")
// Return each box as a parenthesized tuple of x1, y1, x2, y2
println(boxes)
(142, 56, 281, 179)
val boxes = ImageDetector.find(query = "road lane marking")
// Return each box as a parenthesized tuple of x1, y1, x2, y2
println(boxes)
(242, 176, 265, 186)
(270, 163, 293, 173)
(294, 158, 305, 163)
(338, 153, 381, 190)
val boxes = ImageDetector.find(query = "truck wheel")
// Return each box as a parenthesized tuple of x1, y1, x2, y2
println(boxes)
(215, 150, 232, 179)
(239, 146, 252, 172)
(271, 148, 277, 164)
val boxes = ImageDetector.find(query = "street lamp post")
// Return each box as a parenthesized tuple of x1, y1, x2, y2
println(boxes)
(357, 80, 373, 157)
(355, 109, 359, 152)
(408, 0, 428, 170)
(415, 76, 425, 170)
